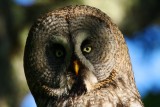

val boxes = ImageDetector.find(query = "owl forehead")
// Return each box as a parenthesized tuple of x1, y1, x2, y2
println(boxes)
(37, 14, 106, 34)
(33, 15, 108, 45)
(33, 6, 109, 36)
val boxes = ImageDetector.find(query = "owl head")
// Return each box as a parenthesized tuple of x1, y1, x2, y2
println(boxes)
(24, 5, 139, 105)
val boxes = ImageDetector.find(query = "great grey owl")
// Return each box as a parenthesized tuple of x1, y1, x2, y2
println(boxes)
(24, 5, 143, 107)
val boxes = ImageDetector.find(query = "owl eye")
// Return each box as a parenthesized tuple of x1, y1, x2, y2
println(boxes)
(55, 49, 64, 58)
(83, 46, 92, 53)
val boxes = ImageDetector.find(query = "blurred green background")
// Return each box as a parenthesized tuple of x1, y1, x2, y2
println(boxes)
(0, 0, 160, 107)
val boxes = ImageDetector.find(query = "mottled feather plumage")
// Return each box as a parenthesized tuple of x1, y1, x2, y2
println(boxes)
(24, 5, 143, 107)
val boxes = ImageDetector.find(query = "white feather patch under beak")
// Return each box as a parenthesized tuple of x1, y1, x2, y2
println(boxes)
(84, 72, 98, 92)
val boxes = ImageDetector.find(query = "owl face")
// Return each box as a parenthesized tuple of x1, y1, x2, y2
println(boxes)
(24, 5, 118, 100)
(24, 5, 144, 107)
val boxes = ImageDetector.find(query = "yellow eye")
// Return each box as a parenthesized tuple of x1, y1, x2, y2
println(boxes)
(55, 50, 64, 57)
(83, 46, 92, 53)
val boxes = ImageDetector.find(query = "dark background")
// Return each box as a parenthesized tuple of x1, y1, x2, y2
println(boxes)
(0, 0, 160, 107)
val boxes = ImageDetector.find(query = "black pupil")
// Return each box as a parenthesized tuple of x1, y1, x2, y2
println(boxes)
(56, 50, 63, 57)
(86, 47, 90, 51)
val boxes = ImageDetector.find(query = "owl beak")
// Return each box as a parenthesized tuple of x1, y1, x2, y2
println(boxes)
(73, 60, 79, 76)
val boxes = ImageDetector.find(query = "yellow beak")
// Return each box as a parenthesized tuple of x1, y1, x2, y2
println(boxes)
(73, 60, 79, 76)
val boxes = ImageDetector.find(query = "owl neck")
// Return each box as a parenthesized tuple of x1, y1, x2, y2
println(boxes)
(94, 69, 116, 89)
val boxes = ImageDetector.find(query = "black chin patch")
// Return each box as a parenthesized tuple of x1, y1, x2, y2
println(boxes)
(69, 77, 87, 97)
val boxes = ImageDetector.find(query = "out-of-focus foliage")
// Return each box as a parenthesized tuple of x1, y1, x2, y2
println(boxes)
(0, 0, 160, 107)
(143, 93, 160, 107)
(121, 0, 160, 35)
